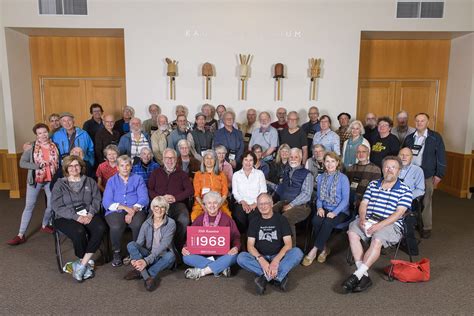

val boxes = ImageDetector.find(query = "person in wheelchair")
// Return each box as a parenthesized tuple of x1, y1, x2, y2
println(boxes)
(51, 155, 106, 282)
(124, 196, 176, 292)
(342, 156, 412, 293)
(302, 152, 350, 266)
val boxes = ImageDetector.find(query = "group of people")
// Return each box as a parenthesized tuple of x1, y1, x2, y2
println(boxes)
(7, 102, 446, 294)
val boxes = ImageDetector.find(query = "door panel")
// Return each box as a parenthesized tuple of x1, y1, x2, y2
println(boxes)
(357, 81, 396, 121)
(395, 81, 438, 129)
(85, 79, 126, 119)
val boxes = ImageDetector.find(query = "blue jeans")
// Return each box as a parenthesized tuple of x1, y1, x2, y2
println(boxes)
(127, 241, 175, 279)
(19, 182, 52, 235)
(237, 248, 303, 282)
(183, 254, 237, 275)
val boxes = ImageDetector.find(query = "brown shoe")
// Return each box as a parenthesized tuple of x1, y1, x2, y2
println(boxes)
(145, 277, 157, 292)
(124, 269, 141, 280)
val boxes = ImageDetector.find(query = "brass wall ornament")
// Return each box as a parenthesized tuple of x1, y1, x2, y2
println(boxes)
(238, 54, 252, 100)
(165, 58, 178, 100)
(202, 62, 215, 100)
(309, 58, 322, 100)
(273, 63, 285, 101)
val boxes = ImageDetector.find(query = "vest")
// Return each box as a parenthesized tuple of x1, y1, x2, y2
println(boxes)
(276, 167, 310, 202)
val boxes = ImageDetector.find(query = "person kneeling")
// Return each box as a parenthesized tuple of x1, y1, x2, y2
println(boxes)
(182, 191, 241, 279)
(124, 196, 176, 292)
(237, 193, 303, 295)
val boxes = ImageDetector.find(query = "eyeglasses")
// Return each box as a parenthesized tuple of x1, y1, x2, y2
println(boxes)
(383, 166, 399, 171)
(257, 202, 272, 206)
(68, 164, 81, 169)
(164, 156, 176, 160)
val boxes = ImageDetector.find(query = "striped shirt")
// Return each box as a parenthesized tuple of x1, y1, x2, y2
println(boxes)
(363, 179, 413, 227)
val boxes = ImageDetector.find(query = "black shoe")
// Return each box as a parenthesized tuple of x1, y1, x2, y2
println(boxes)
(111, 252, 122, 267)
(145, 277, 157, 292)
(341, 274, 360, 294)
(421, 230, 431, 239)
(274, 275, 288, 292)
(352, 275, 372, 293)
(254, 275, 267, 295)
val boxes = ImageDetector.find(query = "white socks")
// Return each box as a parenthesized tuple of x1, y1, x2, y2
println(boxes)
(354, 261, 369, 280)
(201, 266, 213, 277)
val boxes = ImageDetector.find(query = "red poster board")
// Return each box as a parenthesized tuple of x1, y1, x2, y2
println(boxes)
(186, 226, 230, 255)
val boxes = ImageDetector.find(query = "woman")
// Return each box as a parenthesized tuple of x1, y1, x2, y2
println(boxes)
(201, 103, 218, 133)
(302, 152, 349, 266)
(251, 144, 270, 178)
(215, 145, 233, 188)
(176, 139, 200, 179)
(124, 196, 176, 292)
(96, 144, 119, 192)
(182, 191, 240, 279)
(268, 143, 291, 186)
(232, 151, 267, 234)
(342, 120, 370, 167)
(51, 155, 106, 282)
(190, 150, 230, 221)
(113, 105, 135, 136)
(312, 115, 341, 155)
(103, 155, 149, 267)
(7, 123, 59, 246)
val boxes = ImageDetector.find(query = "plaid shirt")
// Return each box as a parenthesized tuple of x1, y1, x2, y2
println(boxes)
(132, 161, 160, 185)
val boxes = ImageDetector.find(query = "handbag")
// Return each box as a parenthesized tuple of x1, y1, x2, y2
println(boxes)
(385, 258, 430, 282)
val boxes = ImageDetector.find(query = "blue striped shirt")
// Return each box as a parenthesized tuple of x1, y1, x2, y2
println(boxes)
(363, 179, 413, 227)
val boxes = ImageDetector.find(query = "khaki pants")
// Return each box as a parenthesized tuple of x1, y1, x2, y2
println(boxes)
(423, 177, 434, 230)
(273, 201, 311, 247)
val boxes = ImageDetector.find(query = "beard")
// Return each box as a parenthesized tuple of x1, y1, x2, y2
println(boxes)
(289, 161, 300, 168)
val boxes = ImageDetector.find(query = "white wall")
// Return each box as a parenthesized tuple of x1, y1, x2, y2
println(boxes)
(0, 0, 473, 152)
(444, 33, 474, 154)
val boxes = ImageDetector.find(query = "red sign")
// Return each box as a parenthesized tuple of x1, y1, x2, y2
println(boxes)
(186, 226, 230, 255)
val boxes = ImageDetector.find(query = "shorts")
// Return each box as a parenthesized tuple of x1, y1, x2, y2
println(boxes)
(348, 218, 402, 248)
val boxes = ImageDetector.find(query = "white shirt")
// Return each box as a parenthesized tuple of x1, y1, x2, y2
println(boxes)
(232, 168, 267, 204)
(412, 129, 428, 167)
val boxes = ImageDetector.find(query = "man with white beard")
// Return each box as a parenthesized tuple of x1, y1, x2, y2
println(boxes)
(249, 111, 279, 162)
(151, 114, 171, 164)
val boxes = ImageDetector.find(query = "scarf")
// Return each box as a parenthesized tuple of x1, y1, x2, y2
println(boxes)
(203, 210, 222, 227)
(343, 136, 364, 167)
(319, 171, 340, 206)
(33, 140, 59, 183)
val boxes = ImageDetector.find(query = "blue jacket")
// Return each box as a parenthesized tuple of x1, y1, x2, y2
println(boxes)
(52, 127, 95, 165)
(118, 132, 152, 157)
(403, 129, 446, 179)
(213, 127, 244, 163)
(276, 167, 310, 202)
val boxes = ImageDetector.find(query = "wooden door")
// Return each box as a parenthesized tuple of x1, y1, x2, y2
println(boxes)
(41, 78, 126, 127)
(394, 80, 438, 130)
(357, 80, 396, 121)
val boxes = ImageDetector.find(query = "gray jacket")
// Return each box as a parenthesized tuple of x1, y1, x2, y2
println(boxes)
(136, 215, 176, 265)
(20, 147, 40, 186)
(52, 176, 102, 220)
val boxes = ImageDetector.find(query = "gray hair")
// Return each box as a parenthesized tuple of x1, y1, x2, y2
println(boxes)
(202, 191, 222, 205)
(103, 144, 119, 157)
(348, 120, 365, 135)
(148, 104, 161, 113)
(396, 110, 409, 119)
(223, 111, 235, 121)
(140, 147, 152, 155)
(312, 144, 326, 151)
(150, 196, 169, 215)
(123, 106, 135, 117)
(257, 192, 273, 205)
(290, 147, 303, 159)
(259, 111, 271, 120)
(163, 148, 177, 158)
(214, 145, 227, 154)
(177, 139, 191, 149)
(117, 155, 132, 166)
(382, 155, 403, 170)
(175, 105, 188, 116)
(200, 150, 220, 174)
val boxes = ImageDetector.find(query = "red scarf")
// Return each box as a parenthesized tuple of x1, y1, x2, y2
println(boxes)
(33, 140, 59, 183)
(203, 210, 222, 227)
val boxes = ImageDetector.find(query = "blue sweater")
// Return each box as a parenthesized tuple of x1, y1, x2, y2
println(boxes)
(52, 127, 95, 165)
(103, 173, 149, 216)
(316, 172, 350, 215)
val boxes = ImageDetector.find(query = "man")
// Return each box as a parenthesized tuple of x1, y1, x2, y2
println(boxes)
(249, 111, 279, 162)
(271, 148, 313, 245)
(216, 104, 239, 130)
(342, 156, 412, 293)
(188, 112, 213, 161)
(118, 118, 151, 160)
(82, 103, 104, 141)
(279, 111, 308, 163)
(167, 114, 190, 152)
(148, 148, 194, 249)
(370, 116, 400, 168)
(363, 112, 378, 146)
(403, 113, 446, 239)
(335, 112, 352, 151)
(151, 114, 171, 164)
(305, 144, 326, 196)
(170, 105, 193, 131)
(237, 193, 304, 295)
(271, 107, 288, 131)
(345, 144, 381, 207)
(142, 103, 161, 135)
(301, 106, 321, 149)
(398, 147, 425, 199)
(391, 111, 416, 146)
(95, 114, 121, 164)
(240, 108, 260, 148)
(48, 113, 61, 136)
(131, 147, 160, 185)
(213, 111, 244, 169)
(52, 112, 95, 166)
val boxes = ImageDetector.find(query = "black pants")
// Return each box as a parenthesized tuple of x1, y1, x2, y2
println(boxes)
(105, 211, 147, 252)
(168, 202, 190, 250)
(54, 215, 107, 258)
(232, 203, 259, 234)
(311, 212, 347, 250)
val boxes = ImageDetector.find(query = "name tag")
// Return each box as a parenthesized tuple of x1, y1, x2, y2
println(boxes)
(74, 204, 88, 216)
(187, 226, 230, 255)
(201, 146, 208, 157)
(202, 187, 211, 195)
(229, 150, 236, 161)
(411, 144, 422, 156)
(350, 177, 361, 190)
(307, 132, 315, 140)
(243, 133, 251, 143)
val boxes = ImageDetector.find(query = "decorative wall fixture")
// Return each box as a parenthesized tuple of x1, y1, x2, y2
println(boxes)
(309, 58, 322, 100)
(273, 63, 285, 101)
(238, 54, 252, 100)
(202, 62, 214, 100)
(165, 58, 178, 100)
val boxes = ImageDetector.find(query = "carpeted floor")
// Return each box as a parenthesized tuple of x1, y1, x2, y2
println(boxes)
(0, 189, 473, 315)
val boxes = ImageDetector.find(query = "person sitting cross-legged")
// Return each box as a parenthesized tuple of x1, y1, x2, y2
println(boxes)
(342, 156, 412, 293)
(237, 193, 303, 295)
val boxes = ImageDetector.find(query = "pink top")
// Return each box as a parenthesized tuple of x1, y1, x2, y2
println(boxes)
(220, 161, 233, 188)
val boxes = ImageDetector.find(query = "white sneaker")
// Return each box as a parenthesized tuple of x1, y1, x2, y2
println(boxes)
(185, 268, 202, 280)
(221, 267, 231, 278)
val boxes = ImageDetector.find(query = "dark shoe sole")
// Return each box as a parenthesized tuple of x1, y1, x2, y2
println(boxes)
(353, 279, 373, 293)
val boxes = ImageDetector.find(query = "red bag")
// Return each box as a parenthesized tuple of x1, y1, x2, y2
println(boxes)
(385, 258, 430, 282)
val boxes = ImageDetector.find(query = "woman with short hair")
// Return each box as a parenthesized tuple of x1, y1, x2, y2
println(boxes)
(342, 120, 370, 167)
(96, 144, 119, 192)
(215, 145, 233, 187)
(251, 144, 270, 178)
